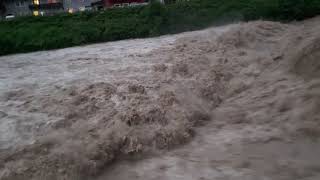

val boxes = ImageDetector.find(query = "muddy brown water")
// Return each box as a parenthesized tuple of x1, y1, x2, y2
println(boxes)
(1, 17, 320, 180)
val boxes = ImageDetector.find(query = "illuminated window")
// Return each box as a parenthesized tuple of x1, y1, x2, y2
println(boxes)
(33, 0, 39, 5)
(33, 10, 39, 16)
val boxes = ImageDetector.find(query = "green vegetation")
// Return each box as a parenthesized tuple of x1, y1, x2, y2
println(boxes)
(1, 0, 320, 55)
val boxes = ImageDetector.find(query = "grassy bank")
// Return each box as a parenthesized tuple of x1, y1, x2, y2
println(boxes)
(1, 0, 320, 55)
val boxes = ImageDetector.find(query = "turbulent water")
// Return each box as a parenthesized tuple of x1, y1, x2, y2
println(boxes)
(1, 17, 320, 180)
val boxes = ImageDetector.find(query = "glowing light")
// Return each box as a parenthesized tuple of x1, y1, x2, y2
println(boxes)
(33, 0, 39, 5)
(33, 11, 39, 16)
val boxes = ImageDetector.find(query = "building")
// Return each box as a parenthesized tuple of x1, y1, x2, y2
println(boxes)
(64, 0, 92, 13)
(2, 0, 33, 16)
(103, 0, 149, 8)
(2, 0, 95, 17)
(1, 0, 65, 17)
(91, 0, 103, 10)
(1, 0, 164, 18)
(29, 0, 64, 16)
